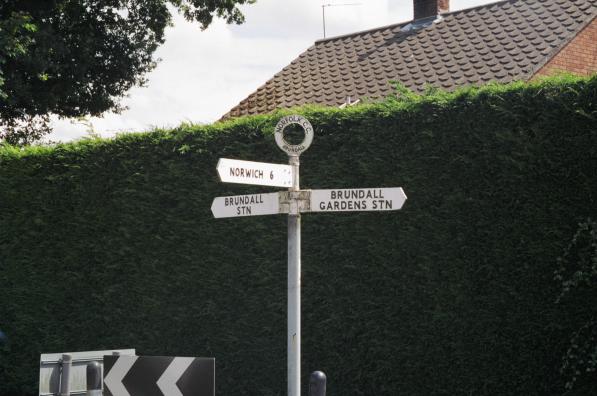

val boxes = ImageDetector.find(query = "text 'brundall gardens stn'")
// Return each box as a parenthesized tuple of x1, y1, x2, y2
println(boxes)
(311, 188, 406, 212)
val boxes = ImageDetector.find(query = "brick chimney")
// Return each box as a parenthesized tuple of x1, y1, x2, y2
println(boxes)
(413, 0, 449, 20)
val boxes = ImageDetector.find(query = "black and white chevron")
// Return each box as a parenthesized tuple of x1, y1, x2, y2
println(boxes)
(103, 355, 214, 396)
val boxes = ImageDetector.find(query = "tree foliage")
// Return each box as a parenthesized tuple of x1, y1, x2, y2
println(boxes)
(0, 0, 255, 145)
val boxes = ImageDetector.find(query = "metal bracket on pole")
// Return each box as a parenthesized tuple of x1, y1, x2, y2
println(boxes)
(279, 190, 311, 214)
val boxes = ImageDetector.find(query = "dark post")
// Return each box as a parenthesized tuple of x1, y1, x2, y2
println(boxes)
(309, 371, 326, 396)
(86, 361, 102, 396)
(59, 354, 72, 396)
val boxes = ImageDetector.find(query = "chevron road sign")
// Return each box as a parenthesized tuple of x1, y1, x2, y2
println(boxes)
(103, 355, 214, 396)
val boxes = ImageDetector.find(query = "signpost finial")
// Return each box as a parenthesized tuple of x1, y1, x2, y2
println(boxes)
(274, 115, 314, 157)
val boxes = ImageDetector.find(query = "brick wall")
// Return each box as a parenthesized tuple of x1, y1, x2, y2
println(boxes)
(535, 17, 597, 77)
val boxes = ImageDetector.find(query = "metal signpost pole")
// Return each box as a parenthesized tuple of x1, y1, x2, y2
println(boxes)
(274, 115, 314, 396)
(287, 154, 301, 396)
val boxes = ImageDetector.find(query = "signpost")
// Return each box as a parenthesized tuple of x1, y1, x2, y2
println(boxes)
(103, 355, 214, 396)
(211, 115, 407, 396)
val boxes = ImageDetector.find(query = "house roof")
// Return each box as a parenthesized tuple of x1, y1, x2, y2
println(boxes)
(223, 0, 597, 119)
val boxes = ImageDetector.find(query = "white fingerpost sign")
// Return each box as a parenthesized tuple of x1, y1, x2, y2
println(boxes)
(217, 158, 293, 188)
(211, 115, 407, 396)
(310, 187, 407, 212)
(210, 192, 283, 218)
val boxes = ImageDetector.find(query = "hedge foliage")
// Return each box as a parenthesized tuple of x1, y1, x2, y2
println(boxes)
(1, 75, 596, 395)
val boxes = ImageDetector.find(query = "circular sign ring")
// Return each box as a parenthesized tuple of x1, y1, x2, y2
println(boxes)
(274, 115, 314, 157)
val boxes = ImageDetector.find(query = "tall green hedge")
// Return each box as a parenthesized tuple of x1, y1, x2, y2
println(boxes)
(1, 76, 596, 395)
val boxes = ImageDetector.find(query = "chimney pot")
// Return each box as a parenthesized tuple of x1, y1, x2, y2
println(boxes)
(414, 0, 449, 20)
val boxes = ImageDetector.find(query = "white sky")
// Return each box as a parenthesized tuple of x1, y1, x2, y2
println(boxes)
(49, 0, 496, 142)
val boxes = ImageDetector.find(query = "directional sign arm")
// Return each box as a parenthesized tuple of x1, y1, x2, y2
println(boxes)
(310, 187, 407, 212)
(217, 158, 293, 188)
(211, 192, 285, 218)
